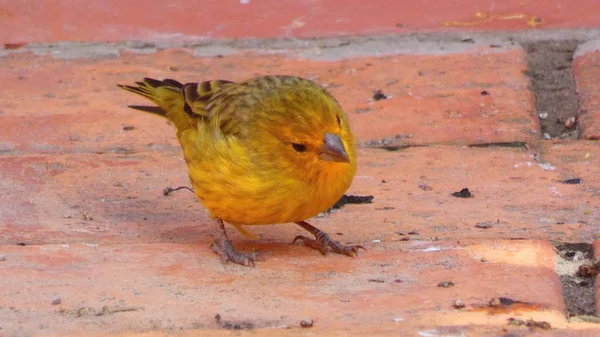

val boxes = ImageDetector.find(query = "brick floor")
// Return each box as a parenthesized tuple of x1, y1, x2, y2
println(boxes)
(2, 4, 600, 336)
(0, 48, 537, 153)
(0, 240, 566, 334)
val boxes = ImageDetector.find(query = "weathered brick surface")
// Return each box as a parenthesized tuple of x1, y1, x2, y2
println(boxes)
(2, 0, 600, 44)
(0, 240, 564, 336)
(2, 146, 599, 246)
(574, 47, 600, 140)
(0, 48, 537, 155)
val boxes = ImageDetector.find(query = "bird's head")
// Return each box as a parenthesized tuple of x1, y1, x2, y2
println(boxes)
(247, 76, 357, 184)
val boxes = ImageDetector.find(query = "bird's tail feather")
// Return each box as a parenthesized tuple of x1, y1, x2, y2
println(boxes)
(118, 78, 191, 132)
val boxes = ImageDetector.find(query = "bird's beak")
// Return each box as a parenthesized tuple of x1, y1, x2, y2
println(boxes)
(319, 133, 350, 163)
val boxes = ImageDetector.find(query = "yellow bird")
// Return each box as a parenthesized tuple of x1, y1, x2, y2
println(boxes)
(118, 75, 363, 266)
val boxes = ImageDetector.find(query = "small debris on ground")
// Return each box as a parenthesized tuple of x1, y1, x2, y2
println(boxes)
(122, 125, 135, 131)
(51, 299, 62, 305)
(82, 212, 93, 221)
(475, 222, 493, 229)
(452, 300, 465, 309)
(438, 281, 455, 288)
(368, 279, 385, 283)
(451, 188, 472, 198)
(480, 90, 489, 96)
(163, 186, 195, 196)
(507, 318, 551, 330)
(329, 194, 374, 211)
(300, 319, 314, 328)
(563, 116, 577, 129)
(372, 90, 390, 101)
(563, 178, 581, 184)
(576, 264, 598, 278)
(418, 184, 433, 191)
(489, 297, 517, 308)
(215, 314, 254, 330)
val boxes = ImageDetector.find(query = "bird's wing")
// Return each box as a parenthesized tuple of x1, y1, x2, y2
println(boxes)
(184, 80, 256, 136)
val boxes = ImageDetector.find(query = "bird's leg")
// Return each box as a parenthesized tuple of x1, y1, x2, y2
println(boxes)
(210, 218, 256, 266)
(293, 221, 365, 256)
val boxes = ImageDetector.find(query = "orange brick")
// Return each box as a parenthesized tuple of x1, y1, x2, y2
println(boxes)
(1, 0, 599, 44)
(0, 49, 537, 154)
(0, 240, 564, 336)
(539, 140, 600, 188)
(2, 146, 598, 246)
(574, 48, 600, 140)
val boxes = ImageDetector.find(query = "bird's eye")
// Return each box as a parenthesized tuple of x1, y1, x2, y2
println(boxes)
(292, 143, 307, 152)
(336, 115, 342, 125)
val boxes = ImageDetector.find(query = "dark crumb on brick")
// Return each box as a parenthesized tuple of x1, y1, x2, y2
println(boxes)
(368, 278, 385, 283)
(475, 221, 493, 229)
(563, 178, 581, 184)
(216, 314, 254, 330)
(16, 242, 26, 246)
(452, 300, 465, 309)
(507, 318, 551, 330)
(480, 90, 489, 95)
(418, 184, 432, 191)
(451, 188, 472, 198)
(438, 281, 455, 288)
(372, 90, 390, 101)
(123, 125, 135, 131)
(82, 212, 93, 221)
(488, 297, 519, 307)
(328, 194, 374, 212)
(51, 299, 62, 305)
(300, 319, 314, 328)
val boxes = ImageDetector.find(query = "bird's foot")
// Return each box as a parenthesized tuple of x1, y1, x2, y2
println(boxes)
(293, 221, 365, 256)
(211, 217, 256, 266)
(211, 238, 256, 266)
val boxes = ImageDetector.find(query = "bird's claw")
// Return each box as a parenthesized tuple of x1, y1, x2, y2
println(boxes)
(211, 239, 256, 266)
(292, 235, 366, 257)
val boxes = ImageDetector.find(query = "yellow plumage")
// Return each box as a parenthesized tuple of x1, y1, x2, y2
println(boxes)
(118, 75, 361, 265)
